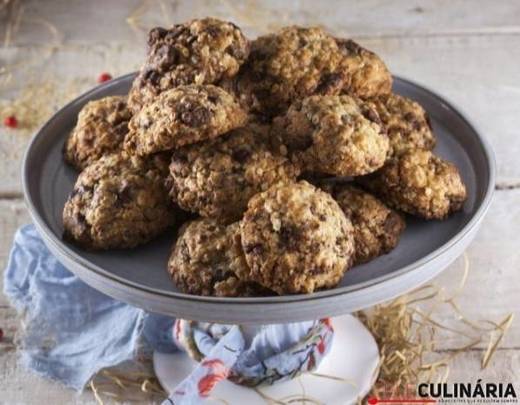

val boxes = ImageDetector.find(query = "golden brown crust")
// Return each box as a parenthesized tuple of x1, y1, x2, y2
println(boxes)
(240, 181, 355, 294)
(64, 96, 131, 170)
(323, 183, 405, 264)
(366, 93, 435, 158)
(125, 85, 248, 155)
(272, 94, 388, 176)
(336, 39, 393, 99)
(166, 124, 299, 223)
(358, 150, 467, 219)
(63, 152, 176, 249)
(168, 219, 272, 297)
(128, 18, 250, 112)
(224, 28, 391, 118)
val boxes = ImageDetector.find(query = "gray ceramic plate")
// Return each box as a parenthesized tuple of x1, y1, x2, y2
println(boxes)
(22, 74, 495, 324)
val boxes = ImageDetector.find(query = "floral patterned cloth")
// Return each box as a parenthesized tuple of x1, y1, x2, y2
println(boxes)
(166, 318, 334, 404)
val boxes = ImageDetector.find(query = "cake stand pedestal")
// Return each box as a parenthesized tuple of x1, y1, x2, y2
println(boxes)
(153, 314, 379, 405)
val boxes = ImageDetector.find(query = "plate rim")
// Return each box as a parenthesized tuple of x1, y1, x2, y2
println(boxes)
(21, 73, 496, 305)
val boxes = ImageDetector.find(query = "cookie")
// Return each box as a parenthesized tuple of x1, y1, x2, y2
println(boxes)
(125, 84, 248, 155)
(224, 27, 391, 118)
(166, 124, 299, 223)
(168, 219, 271, 297)
(323, 183, 405, 264)
(272, 94, 389, 176)
(63, 152, 176, 249)
(128, 18, 249, 112)
(64, 96, 131, 170)
(367, 93, 435, 158)
(336, 39, 393, 99)
(240, 181, 355, 294)
(358, 150, 467, 219)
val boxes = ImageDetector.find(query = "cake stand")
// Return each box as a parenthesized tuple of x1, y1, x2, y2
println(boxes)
(22, 74, 495, 403)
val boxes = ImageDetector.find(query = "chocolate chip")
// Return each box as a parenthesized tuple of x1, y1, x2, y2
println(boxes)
(315, 72, 344, 95)
(185, 35, 197, 45)
(226, 43, 246, 59)
(165, 25, 187, 41)
(154, 45, 177, 69)
(148, 27, 168, 45)
(206, 25, 221, 37)
(207, 94, 220, 104)
(278, 224, 301, 251)
(403, 112, 417, 123)
(337, 39, 362, 55)
(384, 212, 403, 234)
(71, 184, 93, 198)
(231, 148, 251, 163)
(178, 105, 211, 127)
(115, 184, 133, 207)
(143, 69, 161, 86)
(362, 107, 382, 126)
(82, 136, 94, 147)
(404, 112, 422, 130)
(291, 134, 314, 151)
(341, 114, 351, 124)
(308, 267, 325, 275)
(212, 269, 234, 283)
(114, 122, 129, 136)
(171, 151, 188, 165)
(425, 112, 433, 130)
(245, 243, 263, 255)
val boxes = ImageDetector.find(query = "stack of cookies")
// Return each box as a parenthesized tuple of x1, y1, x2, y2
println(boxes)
(62, 18, 467, 297)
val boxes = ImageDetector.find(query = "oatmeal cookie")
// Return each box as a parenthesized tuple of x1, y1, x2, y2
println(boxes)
(125, 84, 248, 155)
(225, 27, 391, 117)
(166, 124, 299, 223)
(64, 96, 131, 170)
(323, 183, 405, 264)
(272, 94, 388, 176)
(336, 39, 392, 99)
(367, 93, 435, 158)
(128, 18, 249, 112)
(63, 152, 176, 249)
(240, 181, 355, 294)
(358, 150, 467, 219)
(228, 26, 346, 117)
(168, 219, 271, 297)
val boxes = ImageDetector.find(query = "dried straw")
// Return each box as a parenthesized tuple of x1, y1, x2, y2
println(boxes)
(359, 253, 514, 401)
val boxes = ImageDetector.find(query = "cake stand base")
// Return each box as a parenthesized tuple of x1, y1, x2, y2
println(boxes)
(154, 314, 380, 404)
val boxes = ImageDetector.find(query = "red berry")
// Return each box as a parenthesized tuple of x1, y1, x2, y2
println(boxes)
(368, 397, 378, 405)
(3, 115, 18, 128)
(97, 73, 112, 83)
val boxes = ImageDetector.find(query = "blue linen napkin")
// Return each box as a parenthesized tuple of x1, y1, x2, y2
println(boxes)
(4, 224, 177, 390)
(4, 224, 333, 404)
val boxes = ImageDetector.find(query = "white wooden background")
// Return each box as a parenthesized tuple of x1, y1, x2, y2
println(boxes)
(0, 1, 519, 403)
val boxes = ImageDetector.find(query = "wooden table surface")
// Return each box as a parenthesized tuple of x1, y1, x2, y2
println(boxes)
(1, 1, 519, 403)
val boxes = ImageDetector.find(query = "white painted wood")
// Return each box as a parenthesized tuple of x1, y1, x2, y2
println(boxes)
(2, 0, 520, 45)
